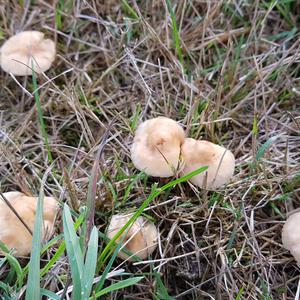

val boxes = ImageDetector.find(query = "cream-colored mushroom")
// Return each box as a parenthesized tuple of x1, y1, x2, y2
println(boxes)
(0, 191, 58, 256)
(282, 211, 300, 265)
(180, 138, 235, 190)
(0, 31, 56, 75)
(106, 213, 158, 261)
(131, 117, 185, 177)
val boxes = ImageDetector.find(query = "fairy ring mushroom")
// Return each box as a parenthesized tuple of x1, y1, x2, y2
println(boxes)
(106, 213, 158, 261)
(180, 138, 235, 190)
(131, 117, 185, 177)
(0, 31, 56, 76)
(0, 191, 58, 256)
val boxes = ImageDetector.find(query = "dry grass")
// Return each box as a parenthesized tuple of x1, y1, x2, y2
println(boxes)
(0, 0, 300, 299)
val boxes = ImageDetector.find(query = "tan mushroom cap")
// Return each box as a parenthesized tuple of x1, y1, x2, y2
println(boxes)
(106, 213, 158, 261)
(131, 117, 185, 177)
(181, 138, 235, 190)
(282, 211, 300, 265)
(0, 31, 56, 75)
(0, 191, 58, 256)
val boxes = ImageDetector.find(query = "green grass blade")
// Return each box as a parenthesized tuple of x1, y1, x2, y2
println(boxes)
(0, 243, 24, 290)
(25, 189, 44, 300)
(41, 288, 60, 300)
(122, 0, 139, 20)
(32, 66, 53, 162)
(62, 204, 84, 300)
(0, 282, 10, 295)
(236, 287, 244, 300)
(0, 240, 10, 253)
(92, 277, 144, 298)
(95, 228, 131, 293)
(119, 172, 144, 207)
(154, 272, 175, 300)
(5, 254, 24, 289)
(40, 239, 65, 277)
(82, 226, 98, 298)
(55, 1, 63, 30)
(255, 136, 279, 161)
(5, 267, 16, 286)
(40, 212, 84, 277)
(165, 0, 184, 68)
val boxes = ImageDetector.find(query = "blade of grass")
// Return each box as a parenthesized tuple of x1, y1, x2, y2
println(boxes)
(236, 287, 244, 300)
(119, 172, 144, 208)
(82, 227, 98, 298)
(0, 282, 10, 295)
(62, 204, 84, 300)
(154, 272, 175, 300)
(32, 66, 53, 162)
(25, 188, 45, 300)
(40, 212, 84, 277)
(55, 0, 63, 30)
(165, 0, 184, 68)
(255, 135, 279, 162)
(41, 288, 60, 300)
(0, 242, 24, 290)
(92, 277, 144, 298)
(5, 254, 24, 290)
(95, 227, 134, 293)
(5, 267, 16, 286)
(122, 0, 139, 20)
(0, 240, 10, 253)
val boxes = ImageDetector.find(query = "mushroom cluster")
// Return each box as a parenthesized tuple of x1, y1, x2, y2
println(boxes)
(131, 116, 235, 190)
(0, 31, 56, 75)
(1, 28, 296, 275)
(0, 192, 58, 256)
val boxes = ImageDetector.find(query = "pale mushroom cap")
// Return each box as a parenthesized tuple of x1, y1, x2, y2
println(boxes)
(282, 211, 300, 265)
(131, 117, 185, 177)
(181, 138, 235, 190)
(0, 31, 56, 75)
(106, 213, 158, 261)
(0, 192, 58, 256)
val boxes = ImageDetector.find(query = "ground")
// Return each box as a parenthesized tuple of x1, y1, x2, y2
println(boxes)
(0, 1, 300, 299)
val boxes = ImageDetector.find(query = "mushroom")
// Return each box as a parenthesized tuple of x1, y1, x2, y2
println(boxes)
(106, 213, 158, 261)
(0, 191, 58, 256)
(282, 211, 300, 265)
(0, 31, 56, 75)
(180, 138, 235, 190)
(131, 117, 185, 177)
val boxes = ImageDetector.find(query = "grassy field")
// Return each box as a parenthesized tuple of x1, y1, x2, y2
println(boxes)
(0, 0, 300, 299)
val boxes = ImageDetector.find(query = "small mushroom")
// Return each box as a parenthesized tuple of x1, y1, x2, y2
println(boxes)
(181, 138, 235, 190)
(131, 117, 185, 177)
(106, 213, 158, 261)
(0, 191, 58, 256)
(282, 211, 300, 265)
(0, 31, 56, 75)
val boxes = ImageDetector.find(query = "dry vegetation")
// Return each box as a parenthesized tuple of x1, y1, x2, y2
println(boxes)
(0, 0, 300, 299)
